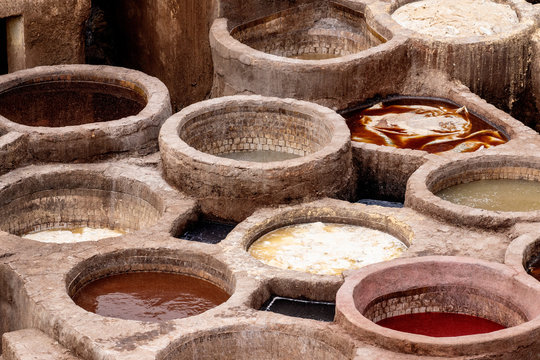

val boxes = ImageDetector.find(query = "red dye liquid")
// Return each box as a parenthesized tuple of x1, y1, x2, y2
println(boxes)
(72, 272, 230, 322)
(376, 312, 506, 337)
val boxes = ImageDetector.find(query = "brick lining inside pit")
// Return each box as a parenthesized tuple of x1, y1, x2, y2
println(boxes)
(362, 285, 528, 327)
(427, 165, 540, 194)
(0, 175, 163, 236)
(180, 107, 333, 157)
(230, 1, 384, 58)
(159, 328, 354, 360)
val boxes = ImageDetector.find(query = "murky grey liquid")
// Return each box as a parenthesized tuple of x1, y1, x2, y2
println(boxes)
(290, 53, 340, 60)
(219, 150, 301, 163)
(436, 179, 540, 212)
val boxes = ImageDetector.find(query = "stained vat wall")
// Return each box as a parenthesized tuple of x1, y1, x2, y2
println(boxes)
(86, 0, 218, 111)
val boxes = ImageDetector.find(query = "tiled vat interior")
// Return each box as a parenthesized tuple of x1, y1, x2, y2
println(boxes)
(179, 106, 332, 157)
(230, 1, 385, 58)
(0, 0, 538, 359)
(0, 170, 163, 236)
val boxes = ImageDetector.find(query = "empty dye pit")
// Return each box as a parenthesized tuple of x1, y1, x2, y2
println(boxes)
(344, 98, 507, 153)
(230, 1, 384, 59)
(436, 179, 540, 212)
(261, 296, 335, 322)
(248, 222, 406, 275)
(392, 0, 519, 38)
(72, 272, 229, 322)
(0, 81, 146, 127)
(22, 227, 125, 243)
(376, 312, 505, 337)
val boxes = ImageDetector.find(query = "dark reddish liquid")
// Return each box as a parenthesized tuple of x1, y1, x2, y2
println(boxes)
(344, 98, 507, 154)
(72, 272, 229, 322)
(0, 81, 146, 127)
(527, 253, 540, 281)
(376, 312, 506, 337)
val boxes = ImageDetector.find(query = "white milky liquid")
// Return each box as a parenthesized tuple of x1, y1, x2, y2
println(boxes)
(248, 222, 407, 275)
(22, 227, 125, 243)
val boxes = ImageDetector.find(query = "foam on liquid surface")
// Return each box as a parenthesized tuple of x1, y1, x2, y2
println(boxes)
(23, 227, 125, 243)
(248, 222, 407, 275)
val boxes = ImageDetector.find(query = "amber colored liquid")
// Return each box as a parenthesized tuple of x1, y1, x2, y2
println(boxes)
(376, 312, 506, 337)
(345, 99, 507, 153)
(72, 272, 229, 322)
(0, 81, 146, 127)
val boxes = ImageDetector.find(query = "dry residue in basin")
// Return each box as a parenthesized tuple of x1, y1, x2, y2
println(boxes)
(392, 0, 519, 38)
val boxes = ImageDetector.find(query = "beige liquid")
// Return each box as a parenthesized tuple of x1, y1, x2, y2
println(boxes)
(392, 0, 519, 38)
(23, 227, 125, 243)
(290, 53, 340, 60)
(248, 222, 407, 275)
(219, 150, 301, 163)
(436, 179, 540, 212)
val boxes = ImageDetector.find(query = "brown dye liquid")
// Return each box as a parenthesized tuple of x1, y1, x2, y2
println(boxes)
(72, 272, 229, 322)
(345, 98, 507, 153)
(436, 179, 540, 212)
(0, 81, 146, 127)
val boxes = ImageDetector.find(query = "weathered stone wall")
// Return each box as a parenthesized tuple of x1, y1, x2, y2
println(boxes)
(87, 0, 218, 111)
(0, 0, 90, 70)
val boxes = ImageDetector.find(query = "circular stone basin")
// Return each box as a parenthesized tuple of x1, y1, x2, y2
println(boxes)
(0, 166, 163, 242)
(67, 249, 233, 322)
(405, 155, 540, 228)
(159, 96, 352, 221)
(158, 324, 356, 360)
(336, 256, 540, 356)
(0, 80, 145, 127)
(72, 272, 229, 322)
(343, 97, 507, 154)
(248, 222, 407, 275)
(230, 1, 385, 59)
(0, 65, 171, 162)
(392, 0, 519, 38)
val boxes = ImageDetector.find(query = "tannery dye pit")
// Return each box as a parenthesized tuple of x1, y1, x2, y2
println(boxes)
(344, 97, 507, 153)
(0, 80, 146, 127)
(72, 272, 230, 322)
(0, 0, 539, 358)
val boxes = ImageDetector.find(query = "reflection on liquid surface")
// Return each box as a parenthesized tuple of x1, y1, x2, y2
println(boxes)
(248, 222, 406, 275)
(345, 99, 507, 153)
(436, 179, 540, 212)
(73, 272, 229, 322)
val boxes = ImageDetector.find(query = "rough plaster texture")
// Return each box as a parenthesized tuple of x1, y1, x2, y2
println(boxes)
(0, 65, 171, 163)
